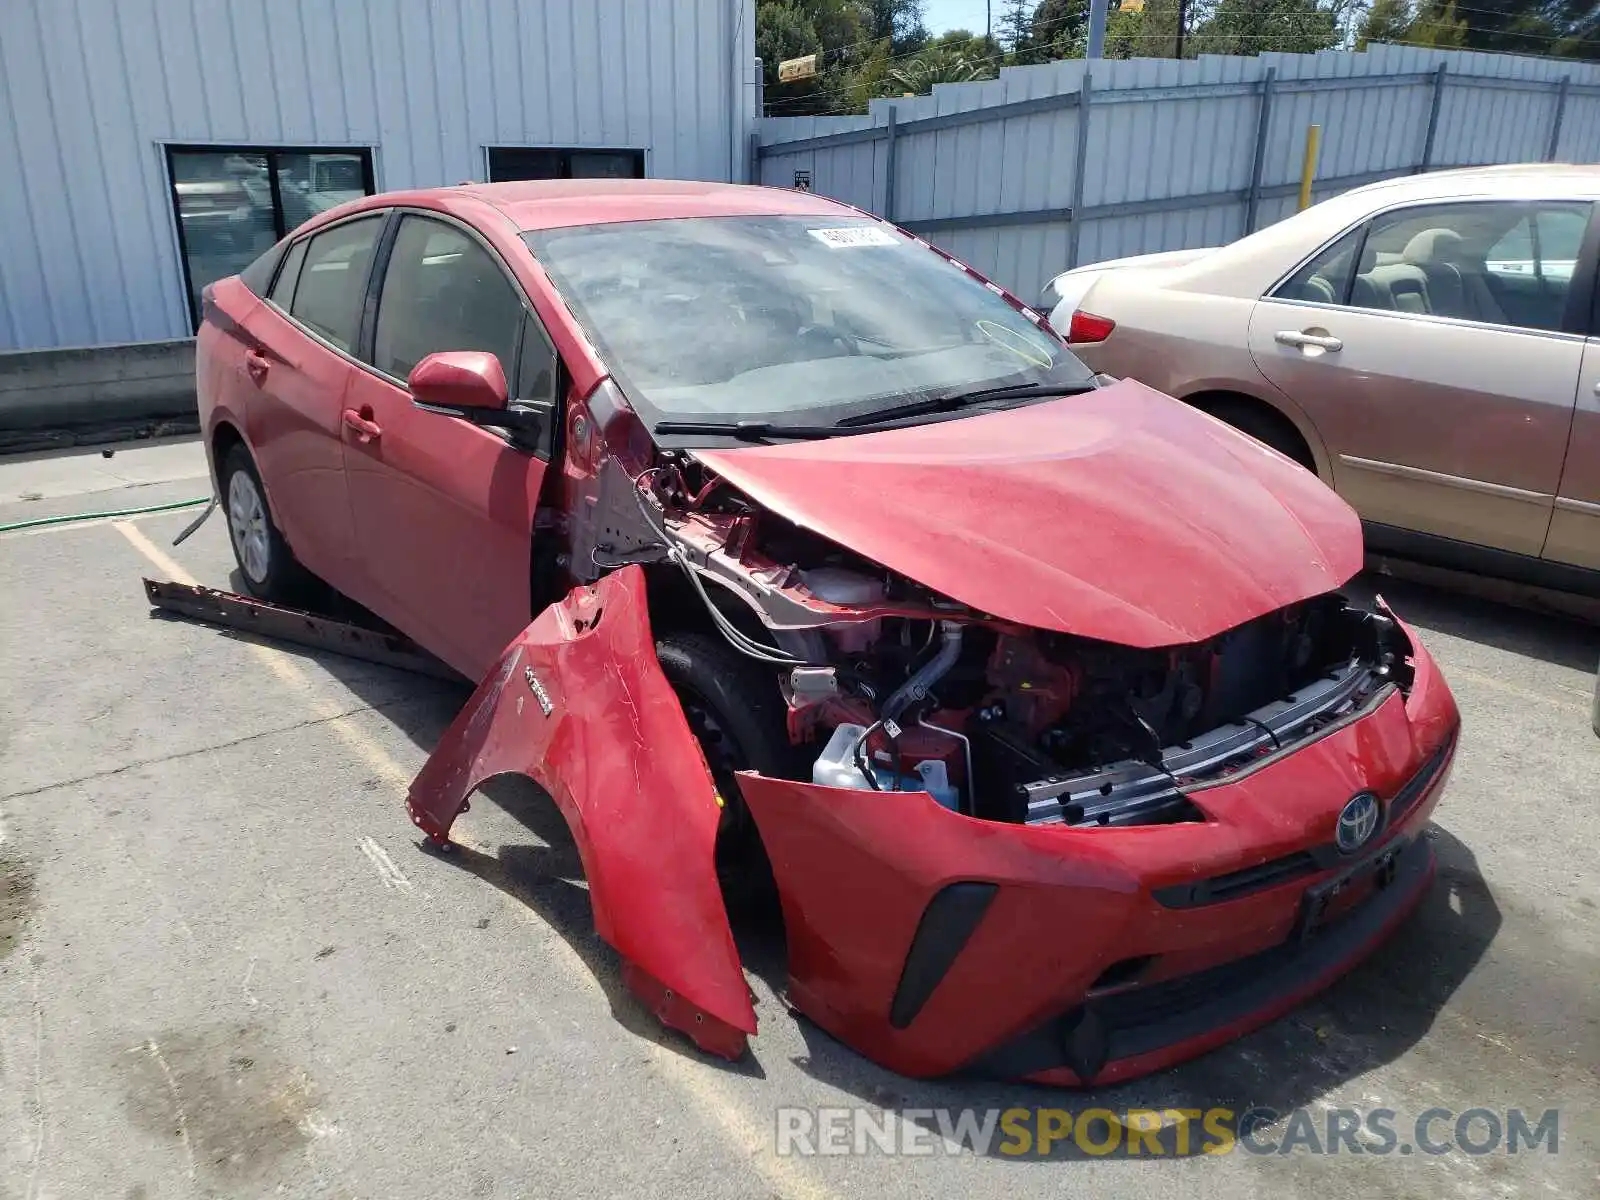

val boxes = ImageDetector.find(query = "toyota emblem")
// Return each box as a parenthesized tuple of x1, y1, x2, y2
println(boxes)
(1335, 791, 1381, 853)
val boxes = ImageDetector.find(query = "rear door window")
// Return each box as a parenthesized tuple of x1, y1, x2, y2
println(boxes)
(288, 215, 384, 353)
(1352, 201, 1591, 333)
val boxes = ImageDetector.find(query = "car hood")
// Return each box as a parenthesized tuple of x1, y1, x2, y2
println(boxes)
(691, 379, 1362, 648)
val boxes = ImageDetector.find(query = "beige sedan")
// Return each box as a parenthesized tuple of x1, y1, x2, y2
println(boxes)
(1044, 164, 1600, 595)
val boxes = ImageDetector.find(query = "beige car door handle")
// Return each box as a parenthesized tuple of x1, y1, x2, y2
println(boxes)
(1275, 330, 1343, 352)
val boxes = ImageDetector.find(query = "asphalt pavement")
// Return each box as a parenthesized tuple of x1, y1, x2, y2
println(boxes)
(2, 439, 1597, 1199)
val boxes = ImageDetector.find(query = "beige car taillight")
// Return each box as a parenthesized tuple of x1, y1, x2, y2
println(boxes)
(1068, 310, 1116, 344)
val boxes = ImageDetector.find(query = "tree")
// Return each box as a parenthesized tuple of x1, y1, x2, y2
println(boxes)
(1029, 0, 1091, 60)
(930, 27, 1003, 63)
(1102, 0, 1184, 58)
(1352, 0, 1598, 58)
(1552, 0, 1600, 58)
(1356, 0, 1414, 49)
(859, 0, 929, 53)
(758, 1, 878, 116)
(758, 1, 825, 114)
(1191, 1, 1344, 56)
(887, 44, 998, 94)
(999, 0, 1036, 56)
(1406, 0, 1467, 49)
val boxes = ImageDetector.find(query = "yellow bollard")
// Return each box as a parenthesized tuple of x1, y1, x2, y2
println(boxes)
(1298, 124, 1322, 211)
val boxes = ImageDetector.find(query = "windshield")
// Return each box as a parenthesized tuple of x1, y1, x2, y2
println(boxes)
(522, 215, 1092, 427)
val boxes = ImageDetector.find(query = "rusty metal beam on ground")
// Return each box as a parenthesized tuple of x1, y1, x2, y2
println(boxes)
(142, 578, 460, 681)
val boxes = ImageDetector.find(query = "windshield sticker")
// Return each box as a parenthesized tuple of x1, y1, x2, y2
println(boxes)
(808, 226, 900, 249)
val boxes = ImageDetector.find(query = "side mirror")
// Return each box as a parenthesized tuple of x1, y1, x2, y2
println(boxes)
(408, 351, 508, 417)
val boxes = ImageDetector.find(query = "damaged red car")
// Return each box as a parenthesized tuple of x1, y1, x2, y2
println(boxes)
(197, 179, 1460, 1085)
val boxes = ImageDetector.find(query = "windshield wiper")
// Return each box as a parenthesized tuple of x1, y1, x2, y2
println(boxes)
(653, 381, 1100, 442)
(833, 381, 1098, 427)
(652, 419, 838, 441)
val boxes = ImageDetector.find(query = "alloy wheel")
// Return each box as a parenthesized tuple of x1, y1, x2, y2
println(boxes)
(227, 470, 271, 584)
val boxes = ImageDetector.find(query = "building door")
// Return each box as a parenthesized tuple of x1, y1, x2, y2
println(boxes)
(485, 147, 644, 182)
(165, 145, 376, 330)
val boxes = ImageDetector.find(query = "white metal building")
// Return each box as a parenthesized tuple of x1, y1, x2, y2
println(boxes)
(0, 0, 758, 353)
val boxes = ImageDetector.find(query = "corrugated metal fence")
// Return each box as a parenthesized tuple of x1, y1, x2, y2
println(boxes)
(756, 43, 1600, 305)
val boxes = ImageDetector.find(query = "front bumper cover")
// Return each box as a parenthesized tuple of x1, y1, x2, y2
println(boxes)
(737, 636, 1458, 1084)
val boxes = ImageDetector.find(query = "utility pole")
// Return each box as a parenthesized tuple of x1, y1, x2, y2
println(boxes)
(1087, 0, 1109, 58)
(987, 1, 992, 43)
(1175, 0, 1189, 59)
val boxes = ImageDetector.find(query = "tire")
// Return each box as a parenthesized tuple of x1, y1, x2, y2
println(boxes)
(219, 442, 319, 605)
(655, 630, 794, 905)
(1203, 397, 1317, 473)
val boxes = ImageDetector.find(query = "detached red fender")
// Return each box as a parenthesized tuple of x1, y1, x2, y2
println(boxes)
(405, 565, 756, 1058)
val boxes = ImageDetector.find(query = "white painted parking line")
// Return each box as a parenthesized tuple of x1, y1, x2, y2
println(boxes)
(1449, 664, 1590, 712)
(358, 836, 414, 893)
(139, 1039, 198, 1183)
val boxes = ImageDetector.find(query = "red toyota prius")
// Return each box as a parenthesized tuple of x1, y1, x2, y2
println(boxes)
(197, 179, 1460, 1085)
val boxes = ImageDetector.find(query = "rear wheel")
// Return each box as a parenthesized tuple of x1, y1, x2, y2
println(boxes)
(219, 443, 319, 605)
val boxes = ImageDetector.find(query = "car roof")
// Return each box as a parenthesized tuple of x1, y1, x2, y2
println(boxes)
(1344, 163, 1600, 203)
(436, 179, 863, 231)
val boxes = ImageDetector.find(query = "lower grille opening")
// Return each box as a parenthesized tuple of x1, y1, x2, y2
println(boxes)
(1089, 955, 1156, 992)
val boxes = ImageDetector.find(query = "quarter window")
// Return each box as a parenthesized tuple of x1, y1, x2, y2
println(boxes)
(1274, 227, 1363, 306)
(373, 216, 525, 382)
(268, 239, 308, 309)
(289, 216, 384, 354)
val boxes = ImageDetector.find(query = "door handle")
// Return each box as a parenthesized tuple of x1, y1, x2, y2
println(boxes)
(342, 407, 383, 442)
(244, 348, 270, 381)
(1275, 330, 1343, 352)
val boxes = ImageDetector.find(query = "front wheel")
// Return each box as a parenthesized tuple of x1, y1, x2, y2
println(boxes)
(655, 630, 794, 906)
(219, 443, 318, 605)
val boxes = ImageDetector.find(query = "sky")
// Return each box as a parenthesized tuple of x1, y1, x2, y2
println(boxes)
(921, 0, 1001, 38)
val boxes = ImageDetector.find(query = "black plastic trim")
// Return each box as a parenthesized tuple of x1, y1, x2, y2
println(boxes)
(1569, 197, 1600, 338)
(972, 837, 1433, 1082)
(1153, 851, 1322, 910)
(1364, 522, 1600, 598)
(357, 209, 403, 367)
(888, 882, 998, 1030)
(1386, 729, 1458, 825)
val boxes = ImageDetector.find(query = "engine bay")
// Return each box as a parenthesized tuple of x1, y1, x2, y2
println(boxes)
(636, 458, 1416, 828)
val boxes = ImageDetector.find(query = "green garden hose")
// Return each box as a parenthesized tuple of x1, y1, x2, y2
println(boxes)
(0, 495, 211, 534)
